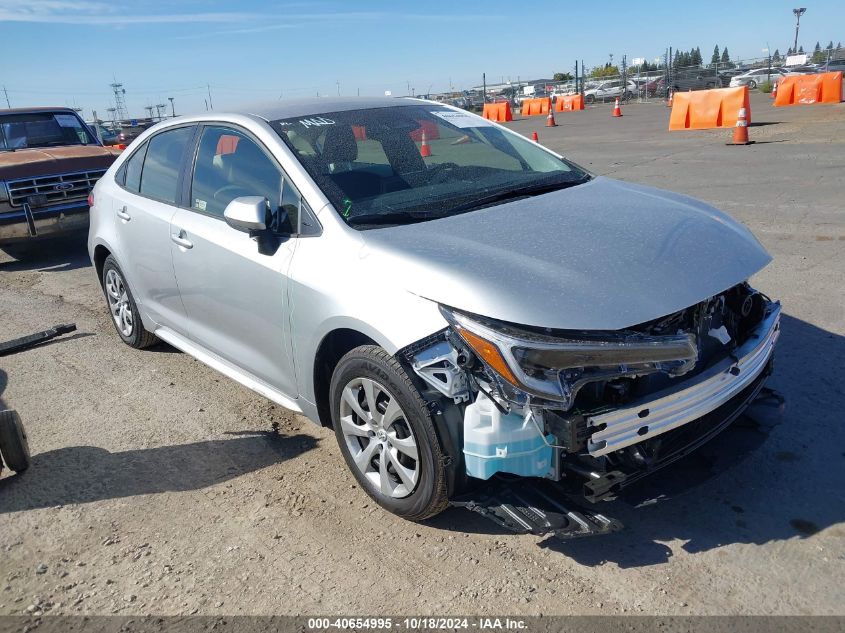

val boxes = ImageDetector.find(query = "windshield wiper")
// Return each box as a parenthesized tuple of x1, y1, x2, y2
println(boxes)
(346, 210, 430, 227)
(446, 176, 591, 215)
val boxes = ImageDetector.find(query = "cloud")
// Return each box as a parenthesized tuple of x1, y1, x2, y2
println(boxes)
(0, 2, 503, 26)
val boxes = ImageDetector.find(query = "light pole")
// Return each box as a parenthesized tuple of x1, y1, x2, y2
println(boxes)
(168, 97, 175, 117)
(793, 7, 806, 55)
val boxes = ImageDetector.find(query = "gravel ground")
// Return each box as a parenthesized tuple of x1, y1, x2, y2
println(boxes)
(1, 93, 843, 616)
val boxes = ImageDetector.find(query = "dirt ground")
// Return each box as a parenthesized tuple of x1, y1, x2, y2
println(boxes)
(1, 93, 843, 616)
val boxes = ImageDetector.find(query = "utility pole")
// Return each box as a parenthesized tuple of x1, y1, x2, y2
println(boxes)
(206, 84, 214, 110)
(793, 8, 806, 56)
(2, 85, 9, 108)
(336, 80, 340, 96)
(482, 73, 486, 103)
(110, 81, 128, 121)
(144, 105, 154, 120)
(168, 97, 175, 117)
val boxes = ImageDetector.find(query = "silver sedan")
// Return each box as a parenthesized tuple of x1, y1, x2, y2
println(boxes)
(88, 97, 779, 530)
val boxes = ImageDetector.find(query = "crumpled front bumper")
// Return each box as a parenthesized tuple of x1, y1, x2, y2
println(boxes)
(586, 302, 782, 457)
(0, 200, 90, 245)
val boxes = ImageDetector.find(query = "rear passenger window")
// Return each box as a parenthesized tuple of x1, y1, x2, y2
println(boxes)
(139, 127, 193, 204)
(122, 141, 147, 192)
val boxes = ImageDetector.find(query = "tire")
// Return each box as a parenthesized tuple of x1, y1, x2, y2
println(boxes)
(101, 255, 157, 349)
(330, 345, 449, 521)
(748, 80, 757, 89)
(0, 410, 30, 473)
(585, 94, 595, 104)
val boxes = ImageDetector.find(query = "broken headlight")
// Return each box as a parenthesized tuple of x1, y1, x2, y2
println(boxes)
(440, 306, 698, 410)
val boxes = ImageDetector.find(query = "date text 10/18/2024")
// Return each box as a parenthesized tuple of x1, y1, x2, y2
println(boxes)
(307, 618, 528, 630)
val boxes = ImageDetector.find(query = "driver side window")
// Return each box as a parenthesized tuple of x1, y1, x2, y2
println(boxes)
(191, 126, 291, 230)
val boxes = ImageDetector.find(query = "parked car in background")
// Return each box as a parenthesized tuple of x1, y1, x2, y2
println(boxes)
(0, 107, 120, 258)
(658, 68, 726, 95)
(729, 68, 786, 89)
(583, 79, 637, 103)
(88, 97, 780, 533)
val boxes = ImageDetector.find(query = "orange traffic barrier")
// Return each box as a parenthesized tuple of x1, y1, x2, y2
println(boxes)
(774, 72, 842, 106)
(669, 86, 751, 131)
(521, 97, 552, 116)
(554, 94, 584, 112)
(482, 102, 513, 122)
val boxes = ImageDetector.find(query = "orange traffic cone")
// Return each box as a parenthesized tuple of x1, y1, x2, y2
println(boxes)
(419, 130, 432, 157)
(666, 90, 674, 108)
(771, 80, 778, 99)
(729, 107, 750, 145)
(531, 131, 539, 143)
(546, 109, 557, 127)
(612, 97, 622, 117)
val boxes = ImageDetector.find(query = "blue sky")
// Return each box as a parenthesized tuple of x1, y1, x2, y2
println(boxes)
(1, 0, 843, 120)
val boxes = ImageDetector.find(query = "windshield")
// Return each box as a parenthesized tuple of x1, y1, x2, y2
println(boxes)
(272, 105, 590, 228)
(0, 111, 96, 151)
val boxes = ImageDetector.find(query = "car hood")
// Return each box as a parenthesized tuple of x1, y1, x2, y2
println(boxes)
(359, 177, 771, 330)
(0, 145, 119, 180)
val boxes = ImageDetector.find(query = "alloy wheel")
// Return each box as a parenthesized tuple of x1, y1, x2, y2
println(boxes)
(338, 377, 419, 499)
(105, 268, 133, 337)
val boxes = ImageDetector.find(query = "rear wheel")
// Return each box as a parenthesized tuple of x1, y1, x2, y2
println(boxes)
(748, 80, 757, 89)
(101, 255, 157, 349)
(0, 410, 30, 473)
(330, 345, 449, 521)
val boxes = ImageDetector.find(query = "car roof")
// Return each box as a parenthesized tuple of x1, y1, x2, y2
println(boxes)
(0, 106, 80, 115)
(245, 96, 425, 121)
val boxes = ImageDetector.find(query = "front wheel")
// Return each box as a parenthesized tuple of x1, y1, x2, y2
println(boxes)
(748, 80, 757, 89)
(330, 345, 449, 521)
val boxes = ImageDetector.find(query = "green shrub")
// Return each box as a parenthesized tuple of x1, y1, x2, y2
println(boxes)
(759, 80, 774, 94)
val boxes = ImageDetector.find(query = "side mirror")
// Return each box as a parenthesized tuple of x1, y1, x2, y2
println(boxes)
(223, 196, 268, 233)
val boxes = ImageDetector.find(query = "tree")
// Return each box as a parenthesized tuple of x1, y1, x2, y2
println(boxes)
(553, 72, 573, 81)
(798, 45, 804, 54)
(812, 41, 825, 63)
(590, 65, 619, 79)
(720, 46, 733, 68)
(772, 49, 781, 63)
(692, 47, 703, 66)
(711, 45, 720, 65)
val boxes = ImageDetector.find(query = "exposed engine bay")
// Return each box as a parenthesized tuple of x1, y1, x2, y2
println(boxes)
(402, 282, 781, 508)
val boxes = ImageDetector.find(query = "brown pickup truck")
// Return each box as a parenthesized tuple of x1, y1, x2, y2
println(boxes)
(0, 107, 120, 258)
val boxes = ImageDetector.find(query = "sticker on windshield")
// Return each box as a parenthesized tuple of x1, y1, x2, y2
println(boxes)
(195, 198, 207, 211)
(298, 117, 335, 129)
(430, 111, 492, 128)
(55, 114, 82, 128)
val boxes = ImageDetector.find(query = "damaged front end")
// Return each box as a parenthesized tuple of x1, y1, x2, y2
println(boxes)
(402, 283, 781, 538)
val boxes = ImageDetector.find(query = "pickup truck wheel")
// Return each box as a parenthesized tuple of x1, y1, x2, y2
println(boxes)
(101, 255, 157, 349)
(330, 345, 449, 521)
(0, 410, 30, 473)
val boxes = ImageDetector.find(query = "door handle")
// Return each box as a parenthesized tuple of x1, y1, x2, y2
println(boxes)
(171, 229, 193, 249)
(116, 206, 131, 221)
